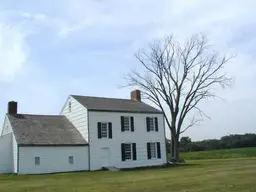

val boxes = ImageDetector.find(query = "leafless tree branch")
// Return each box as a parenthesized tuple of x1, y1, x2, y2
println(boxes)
(124, 33, 234, 159)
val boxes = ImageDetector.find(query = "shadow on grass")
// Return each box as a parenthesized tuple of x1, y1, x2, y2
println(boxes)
(120, 163, 200, 172)
(0, 164, 201, 177)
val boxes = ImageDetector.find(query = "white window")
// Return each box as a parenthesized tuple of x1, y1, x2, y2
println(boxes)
(69, 156, 74, 164)
(123, 116, 130, 131)
(150, 143, 157, 158)
(101, 122, 108, 138)
(35, 157, 40, 165)
(149, 117, 155, 131)
(124, 143, 132, 160)
(98, 122, 112, 139)
(68, 101, 71, 112)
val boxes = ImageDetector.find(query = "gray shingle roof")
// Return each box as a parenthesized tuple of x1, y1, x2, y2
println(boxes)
(71, 95, 162, 114)
(8, 114, 87, 146)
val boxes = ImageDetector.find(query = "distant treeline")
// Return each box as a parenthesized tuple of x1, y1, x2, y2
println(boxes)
(166, 133, 256, 152)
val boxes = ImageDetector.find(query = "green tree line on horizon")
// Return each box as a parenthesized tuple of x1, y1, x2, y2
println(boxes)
(166, 133, 256, 152)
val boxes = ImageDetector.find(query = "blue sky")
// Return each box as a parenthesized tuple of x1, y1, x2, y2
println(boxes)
(0, 0, 256, 141)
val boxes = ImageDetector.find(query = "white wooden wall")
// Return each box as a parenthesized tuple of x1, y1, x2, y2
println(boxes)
(0, 133, 13, 173)
(61, 96, 89, 141)
(18, 146, 89, 174)
(13, 136, 18, 173)
(88, 111, 167, 170)
(1, 116, 12, 136)
(0, 116, 18, 174)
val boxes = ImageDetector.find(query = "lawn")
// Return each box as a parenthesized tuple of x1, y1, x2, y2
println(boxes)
(180, 147, 256, 160)
(0, 158, 256, 192)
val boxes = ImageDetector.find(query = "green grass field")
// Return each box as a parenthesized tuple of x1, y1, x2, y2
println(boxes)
(180, 147, 256, 160)
(0, 157, 256, 192)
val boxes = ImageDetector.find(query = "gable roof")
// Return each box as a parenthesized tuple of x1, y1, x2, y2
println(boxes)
(8, 114, 87, 146)
(71, 95, 163, 114)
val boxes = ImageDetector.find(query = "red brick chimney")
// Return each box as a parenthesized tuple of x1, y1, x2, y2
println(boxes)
(131, 90, 141, 102)
(8, 101, 18, 114)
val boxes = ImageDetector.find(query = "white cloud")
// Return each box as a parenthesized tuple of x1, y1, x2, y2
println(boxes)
(0, 22, 29, 83)
(0, 0, 256, 140)
(20, 12, 47, 22)
(0, 10, 58, 135)
(42, 0, 256, 139)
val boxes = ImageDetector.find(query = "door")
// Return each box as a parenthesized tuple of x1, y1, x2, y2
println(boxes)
(100, 148, 110, 167)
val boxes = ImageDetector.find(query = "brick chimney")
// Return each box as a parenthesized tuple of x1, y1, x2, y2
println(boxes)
(131, 90, 141, 102)
(8, 101, 18, 114)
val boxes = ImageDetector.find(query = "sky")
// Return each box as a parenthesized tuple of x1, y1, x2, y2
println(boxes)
(0, 0, 255, 141)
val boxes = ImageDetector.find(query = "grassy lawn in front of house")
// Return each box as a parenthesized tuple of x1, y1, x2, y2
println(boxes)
(180, 147, 256, 160)
(0, 157, 256, 192)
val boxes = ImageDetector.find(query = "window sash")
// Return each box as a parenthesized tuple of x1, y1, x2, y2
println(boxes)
(124, 144, 132, 160)
(123, 117, 130, 131)
(149, 118, 155, 131)
(101, 122, 108, 138)
(35, 157, 40, 165)
(150, 143, 157, 158)
(69, 156, 74, 164)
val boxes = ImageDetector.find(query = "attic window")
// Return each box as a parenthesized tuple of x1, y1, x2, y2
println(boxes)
(68, 101, 71, 112)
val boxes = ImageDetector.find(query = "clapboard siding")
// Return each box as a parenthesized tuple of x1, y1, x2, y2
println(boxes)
(0, 133, 13, 173)
(0, 115, 18, 173)
(61, 96, 88, 141)
(18, 146, 89, 174)
(88, 111, 167, 170)
(1, 116, 12, 136)
(13, 136, 18, 173)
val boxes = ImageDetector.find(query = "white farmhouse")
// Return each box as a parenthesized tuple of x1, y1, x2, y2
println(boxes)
(0, 90, 167, 174)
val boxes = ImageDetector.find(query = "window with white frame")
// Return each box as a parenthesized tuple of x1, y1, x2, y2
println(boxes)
(124, 143, 132, 160)
(35, 157, 40, 165)
(149, 117, 155, 131)
(147, 142, 161, 159)
(123, 116, 130, 131)
(69, 156, 74, 164)
(121, 116, 134, 132)
(98, 122, 112, 139)
(101, 122, 108, 138)
(150, 143, 157, 158)
(122, 143, 136, 161)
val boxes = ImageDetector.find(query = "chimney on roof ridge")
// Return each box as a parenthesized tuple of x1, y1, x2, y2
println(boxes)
(131, 89, 141, 102)
(8, 101, 18, 114)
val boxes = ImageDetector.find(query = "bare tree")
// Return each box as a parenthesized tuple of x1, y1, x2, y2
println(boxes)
(125, 34, 233, 161)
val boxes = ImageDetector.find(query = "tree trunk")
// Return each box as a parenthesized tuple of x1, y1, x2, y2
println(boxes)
(170, 134, 180, 162)
(170, 135, 180, 162)
(170, 134, 175, 158)
(173, 138, 180, 161)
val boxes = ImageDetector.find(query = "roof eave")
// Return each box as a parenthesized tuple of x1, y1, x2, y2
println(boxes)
(87, 109, 163, 114)
(18, 143, 89, 147)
